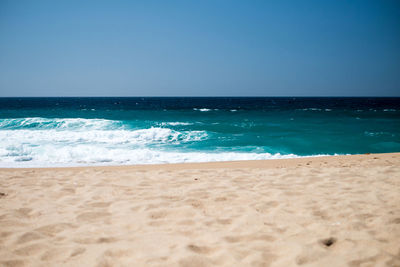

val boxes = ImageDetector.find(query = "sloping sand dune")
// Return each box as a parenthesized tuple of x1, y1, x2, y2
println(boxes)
(0, 153, 399, 266)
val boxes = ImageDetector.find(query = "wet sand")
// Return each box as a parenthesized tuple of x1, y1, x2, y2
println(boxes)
(0, 153, 399, 266)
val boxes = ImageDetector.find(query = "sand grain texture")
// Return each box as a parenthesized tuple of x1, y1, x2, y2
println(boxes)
(0, 153, 399, 266)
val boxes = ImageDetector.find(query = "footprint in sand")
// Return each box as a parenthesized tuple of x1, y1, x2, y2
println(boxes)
(148, 210, 168, 220)
(40, 247, 70, 261)
(16, 231, 44, 244)
(185, 199, 204, 209)
(14, 243, 47, 257)
(0, 260, 26, 267)
(187, 244, 214, 254)
(76, 212, 111, 222)
(214, 196, 228, 202)
(225, 234, 275, 243)
(74, 236, 118, 244)
(13, 208, 34, 219)
(70, 247, 86, 257)
(35, 223, 76, 237)
(86, 202, 111, 208)
(216, 218, 232, 225)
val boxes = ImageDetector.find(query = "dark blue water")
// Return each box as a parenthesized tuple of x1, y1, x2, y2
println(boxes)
(0, 97, 399, 166)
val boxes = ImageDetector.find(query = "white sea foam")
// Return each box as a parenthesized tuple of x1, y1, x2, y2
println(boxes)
(193, 108, 213, 112)
(0, 127, 207, 147)
(0, 117, 301, 167)
(0, 117, 124, 130)
(0, 145, 299, 167)
(159, 122, 192, 126)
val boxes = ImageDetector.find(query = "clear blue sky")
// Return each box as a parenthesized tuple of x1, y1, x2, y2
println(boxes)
(0, 0, 399, 96)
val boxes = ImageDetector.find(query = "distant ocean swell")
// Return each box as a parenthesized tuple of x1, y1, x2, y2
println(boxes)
(0, 117, 297, 167)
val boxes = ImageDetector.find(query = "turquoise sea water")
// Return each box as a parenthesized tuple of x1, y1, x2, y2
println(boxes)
(0, 97, 399, 167)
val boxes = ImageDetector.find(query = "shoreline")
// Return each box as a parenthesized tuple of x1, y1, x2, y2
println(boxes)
(0, 152, 396, 171)
(1, 152, 399, 266)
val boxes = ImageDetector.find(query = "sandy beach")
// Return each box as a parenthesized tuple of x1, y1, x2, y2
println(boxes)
(0, 153, 399, 267)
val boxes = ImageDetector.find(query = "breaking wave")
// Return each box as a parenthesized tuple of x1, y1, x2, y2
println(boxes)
(0, 117, 298, 167)
(0, 117, 124, 130)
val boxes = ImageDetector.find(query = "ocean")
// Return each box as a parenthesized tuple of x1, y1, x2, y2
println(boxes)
(0, 97, 399, 167)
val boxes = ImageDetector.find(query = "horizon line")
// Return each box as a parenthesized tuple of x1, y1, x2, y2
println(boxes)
(1, 96, 400, 98)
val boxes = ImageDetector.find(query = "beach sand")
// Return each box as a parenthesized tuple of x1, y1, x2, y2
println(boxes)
(0, 153, 399, 266)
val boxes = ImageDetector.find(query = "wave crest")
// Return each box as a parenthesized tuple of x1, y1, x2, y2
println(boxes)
(0, 117, 124, 130)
